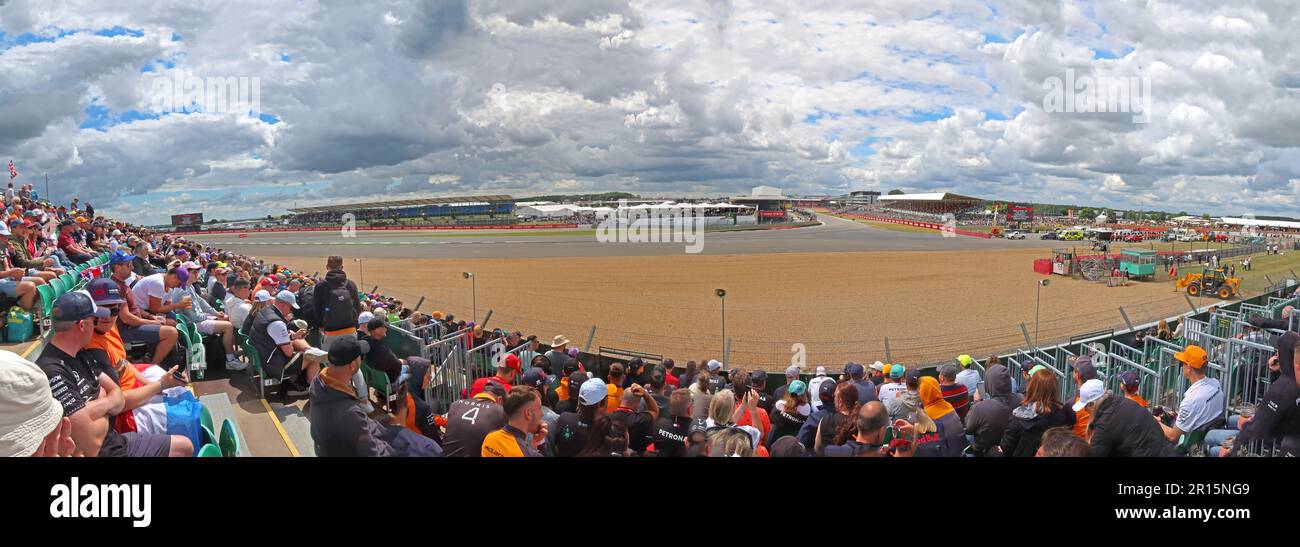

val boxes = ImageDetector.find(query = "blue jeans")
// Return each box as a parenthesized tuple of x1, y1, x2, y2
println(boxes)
(1203, 413, 1242, 457)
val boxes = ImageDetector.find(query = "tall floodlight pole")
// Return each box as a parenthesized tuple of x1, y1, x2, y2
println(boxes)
(1035, 278, 1050, 349)
(716, 289, 727, 364)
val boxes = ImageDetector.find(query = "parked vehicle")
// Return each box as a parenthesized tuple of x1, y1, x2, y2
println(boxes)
(1007, 231, 1026, 239)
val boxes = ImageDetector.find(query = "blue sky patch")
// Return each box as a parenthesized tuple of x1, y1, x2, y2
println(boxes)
(904, 106, 954, 123)
(95, 26, 145, 38)
(1093, 46, 1134, 60)
(80, 102, 161, 131)
(258, 113, 281, 124)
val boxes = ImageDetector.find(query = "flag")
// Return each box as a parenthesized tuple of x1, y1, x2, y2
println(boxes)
(7, 160, 15, 180)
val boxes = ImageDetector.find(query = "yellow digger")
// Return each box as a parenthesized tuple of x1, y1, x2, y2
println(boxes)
(1175, 267, 1240, 299)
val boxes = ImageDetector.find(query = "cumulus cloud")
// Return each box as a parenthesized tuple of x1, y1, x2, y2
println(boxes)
(0, 0, 1297, 224)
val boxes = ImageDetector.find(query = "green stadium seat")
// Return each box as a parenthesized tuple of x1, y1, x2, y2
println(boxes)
(197, 444, 222, 457)
(199, 404, 214, 439)
(50, 277, 65, 295)
(362, 361, 394, 405)
(37, 284, 55, 318)
(218, 418, 239, 457)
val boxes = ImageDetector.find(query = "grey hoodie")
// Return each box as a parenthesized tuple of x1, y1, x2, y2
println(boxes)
(963, 365, 1022, 456)
(886, 389, 921, 421)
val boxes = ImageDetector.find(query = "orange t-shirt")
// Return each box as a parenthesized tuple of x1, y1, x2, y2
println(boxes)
(735, 407, 772, 444)
(88, 326, 141, 391)
(605, 382, 625, 414)
(1073, 396, 1091, 439)
(1125, 392, 1149, 408)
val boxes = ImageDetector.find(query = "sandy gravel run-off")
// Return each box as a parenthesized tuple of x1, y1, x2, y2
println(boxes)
(256, 248, 1215, 370)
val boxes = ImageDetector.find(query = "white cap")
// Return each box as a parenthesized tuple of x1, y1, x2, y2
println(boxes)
(815, 366, 827, 377)
(253, 289, 272, 302)
(358, 311, 375, 325)
(0, 351, 64, 457)
(870, 361, 886, 372)
(706, 359, 722, 371)
(1072, 379, 1106, 412)
(578, 378, 608, 406)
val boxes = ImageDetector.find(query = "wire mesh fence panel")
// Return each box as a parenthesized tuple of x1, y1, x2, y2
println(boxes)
(1104, 347, 1160, 407)
(1223, 337, 1275, 417)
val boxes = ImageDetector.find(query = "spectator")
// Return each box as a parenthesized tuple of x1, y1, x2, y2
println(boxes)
(0, 223, 40, 313)
(771, 365, 800, 402)
(130, 242, 154, 277)
(84, 278, 190, 435)
(36, 291, 192, 457)
(729, 371, 771, 442)
(314, 256, 361, 351)
(1224, 332, 1300, 456)
(1119, 370, 1148, 408)
(130, 266, 191, 317)
(610, 383, 659, 454)
(937, 364, 971, 421)
(705, 360, 724, 393)
(954, 354, 981, 396)
(545, 335, 570, 372)
(223, 278, 254, 329)
(1069, 356, 1099, 438)
(622, 357, 647, 388)
(392, 357, 439, 442)
(56, 220, 93, 263)
(358, 317, 409, 384)
(812, 382, 858, 455)
(767, 380, 809, 445)
(661, 358, 680, 388)
(8, 219, 61, 283)
(1000, 369, 1076, 457)
(481, 386, 547, 457)
(604, 363, 626, 413)
(1035, 427, 1092, 457)
(750, 369, 775, 413)
(468, 354, 521, 398)
(248, 290, 317, 397)
(806, 366, 826, 410)
(108, 251, 179, 365)
(1076, 379, 1174, 457)
(308, 338, 402, 457)
(798, 378, 837, 449)
(550, 377, 606, 457)
(964, 364, 1022, 457)
(845, 362, 878, 405)
(878, 364, 907, 405)
(917, 376, 969, 457)
(553, 368, 586, 414)
(441, 381, 507, 457)
(646, 367, 671, 414)
(708, 426, 756, 457)
(517, 368, 559, 434)
(651, 389, 693, 457)
(1156, 320, 1173, 341)
(688, 371, 712, 421)
(868, 361, 886, 386)
(0, 350, 76, 457)
(172, 262, 244, 371)
(825, 401, 894, 457)
(578, 414, 630, 457)
(886, 368, 923, 421)
(1157, 345, 1224, 443)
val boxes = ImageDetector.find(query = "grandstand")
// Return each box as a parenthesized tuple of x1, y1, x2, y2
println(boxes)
(286, 195, 516, 225)
(877, 192, 984, 217)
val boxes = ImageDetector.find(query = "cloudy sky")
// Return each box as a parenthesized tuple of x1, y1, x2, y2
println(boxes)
(1, 0, 1297, 224)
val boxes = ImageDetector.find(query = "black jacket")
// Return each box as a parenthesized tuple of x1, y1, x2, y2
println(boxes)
(999, 403, 1076, 457)
(964, 365, 1022, 456)
(1233, 332, 1300, 451)
(308, 374, 394, 457)
(1087, 393, 1176, 457)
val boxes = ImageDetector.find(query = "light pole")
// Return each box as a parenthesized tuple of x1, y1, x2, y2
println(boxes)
(1035, 278, 1050, 349)
(715, 288, 726, 364)
(464, 272, 476, 323)
(353, 258, 364, 290)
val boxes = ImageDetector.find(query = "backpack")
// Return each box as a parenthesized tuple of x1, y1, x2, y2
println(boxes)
(296, 284, 320, 328)
(320, 281, 355, 331)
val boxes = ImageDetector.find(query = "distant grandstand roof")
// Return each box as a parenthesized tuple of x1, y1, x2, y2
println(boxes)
(1221, 216, 1300, 230)
(878, 192, 983, 202)
(288, 195, 514, 214)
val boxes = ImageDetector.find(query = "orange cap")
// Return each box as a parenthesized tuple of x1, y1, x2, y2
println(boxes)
(1174, 345, 1207, 369)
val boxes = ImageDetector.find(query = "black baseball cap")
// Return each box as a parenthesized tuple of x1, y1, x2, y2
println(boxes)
(481, 380, 507, 399)
(751, 370, 767, 384)
(818, 378, 837, 401)
(327, 337, 363, 367)
(51, 291, 110, 322)
(521, 368, 547, 390)
(366, 317, 387, 331)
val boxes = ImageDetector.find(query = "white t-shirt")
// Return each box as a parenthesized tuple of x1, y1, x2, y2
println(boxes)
(807, 376, 832, 412)
(878, 382, 908, 405)
(267, 319, 290, 346)
(131, 273, 168, 313)
(955, 368, 981, 396)
(224, 294, 252, 328)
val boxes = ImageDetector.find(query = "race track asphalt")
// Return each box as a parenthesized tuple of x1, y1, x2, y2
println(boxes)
(185, 214, 1067, 259)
